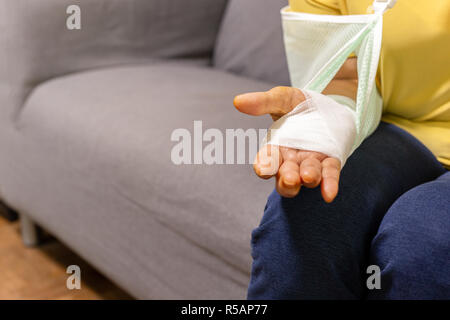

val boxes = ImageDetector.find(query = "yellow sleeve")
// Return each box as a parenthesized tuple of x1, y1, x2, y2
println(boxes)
(288, 0, 348, 15)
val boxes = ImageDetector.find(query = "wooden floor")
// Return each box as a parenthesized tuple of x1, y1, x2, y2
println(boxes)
(0, 215, 132, 300)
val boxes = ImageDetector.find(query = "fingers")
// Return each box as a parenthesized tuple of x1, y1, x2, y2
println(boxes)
(296, 150, 326, 163)
(299, 157, 322, 188)
(255, 146, 341, 202)
(233, 86, 305, 117)
(253, 145, 282, 179)
(320, 158, 341, 203)
(276, 159, 301, 198)
(297, 151, 326, 188)
(280, 146, 298, 162)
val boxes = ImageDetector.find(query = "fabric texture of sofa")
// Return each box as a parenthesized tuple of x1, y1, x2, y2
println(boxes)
(0, 0, 290, 298)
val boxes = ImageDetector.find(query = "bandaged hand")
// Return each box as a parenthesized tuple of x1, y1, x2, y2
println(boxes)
(234, 86, 356, 202)
(236, 1, 390, 201)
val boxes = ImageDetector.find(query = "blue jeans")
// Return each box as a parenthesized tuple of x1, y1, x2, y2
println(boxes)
(247, 122, 449, 299)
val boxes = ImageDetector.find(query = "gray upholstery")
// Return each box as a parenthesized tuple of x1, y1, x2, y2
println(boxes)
(1, 61, 274, 298)
(214, 0, 290, 85)
(0, 0, 227, 121)
(0, 0, 287, 299)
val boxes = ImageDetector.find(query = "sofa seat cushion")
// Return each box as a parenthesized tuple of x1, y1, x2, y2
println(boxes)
(11, 61, 275, 298)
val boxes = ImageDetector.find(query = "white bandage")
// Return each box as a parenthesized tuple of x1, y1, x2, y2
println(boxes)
(263, 1, 395, 167)
(264, 90, 357, 167)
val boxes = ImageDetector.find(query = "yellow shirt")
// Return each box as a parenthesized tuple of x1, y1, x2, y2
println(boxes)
(289, 0, 450, 168)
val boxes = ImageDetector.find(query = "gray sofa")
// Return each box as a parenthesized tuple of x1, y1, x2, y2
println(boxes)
(0, 0, 290, 299)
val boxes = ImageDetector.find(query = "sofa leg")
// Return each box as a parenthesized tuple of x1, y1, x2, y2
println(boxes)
(20, 214, 41, 247)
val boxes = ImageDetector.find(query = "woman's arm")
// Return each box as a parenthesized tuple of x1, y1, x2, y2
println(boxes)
(323, 57, 358, 100)
(234, 57, 358, 201)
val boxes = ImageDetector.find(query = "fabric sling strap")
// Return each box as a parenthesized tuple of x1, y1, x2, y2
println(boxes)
(263, 0, 397, 167)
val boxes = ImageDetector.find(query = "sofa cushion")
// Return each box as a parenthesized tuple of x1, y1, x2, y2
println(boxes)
(213, 0, 290, 85)
(7, 61, 275, 298)
(0, 0, 228, 125)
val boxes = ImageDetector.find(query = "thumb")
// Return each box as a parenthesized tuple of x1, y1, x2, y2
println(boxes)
(234, 86, 305, 117)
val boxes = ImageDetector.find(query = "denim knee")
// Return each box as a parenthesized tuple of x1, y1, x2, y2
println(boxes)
(369, 172, 450, 299)
(248, 187, 372, 299)
(247, 123, 446, 300)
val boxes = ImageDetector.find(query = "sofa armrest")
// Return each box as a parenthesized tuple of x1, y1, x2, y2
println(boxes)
(0, 0, 227, 120)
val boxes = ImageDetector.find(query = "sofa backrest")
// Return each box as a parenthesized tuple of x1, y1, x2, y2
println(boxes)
(213, 0, 290, 86)
(0, 0, 228, 121)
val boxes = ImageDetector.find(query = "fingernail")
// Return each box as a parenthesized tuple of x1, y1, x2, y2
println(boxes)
(234, 94, 245, 103)
(282, 177, 297, 187)
(258, 165, 275, 176)
(259, 157, 271, 167)
(302, 174, 313, 183)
